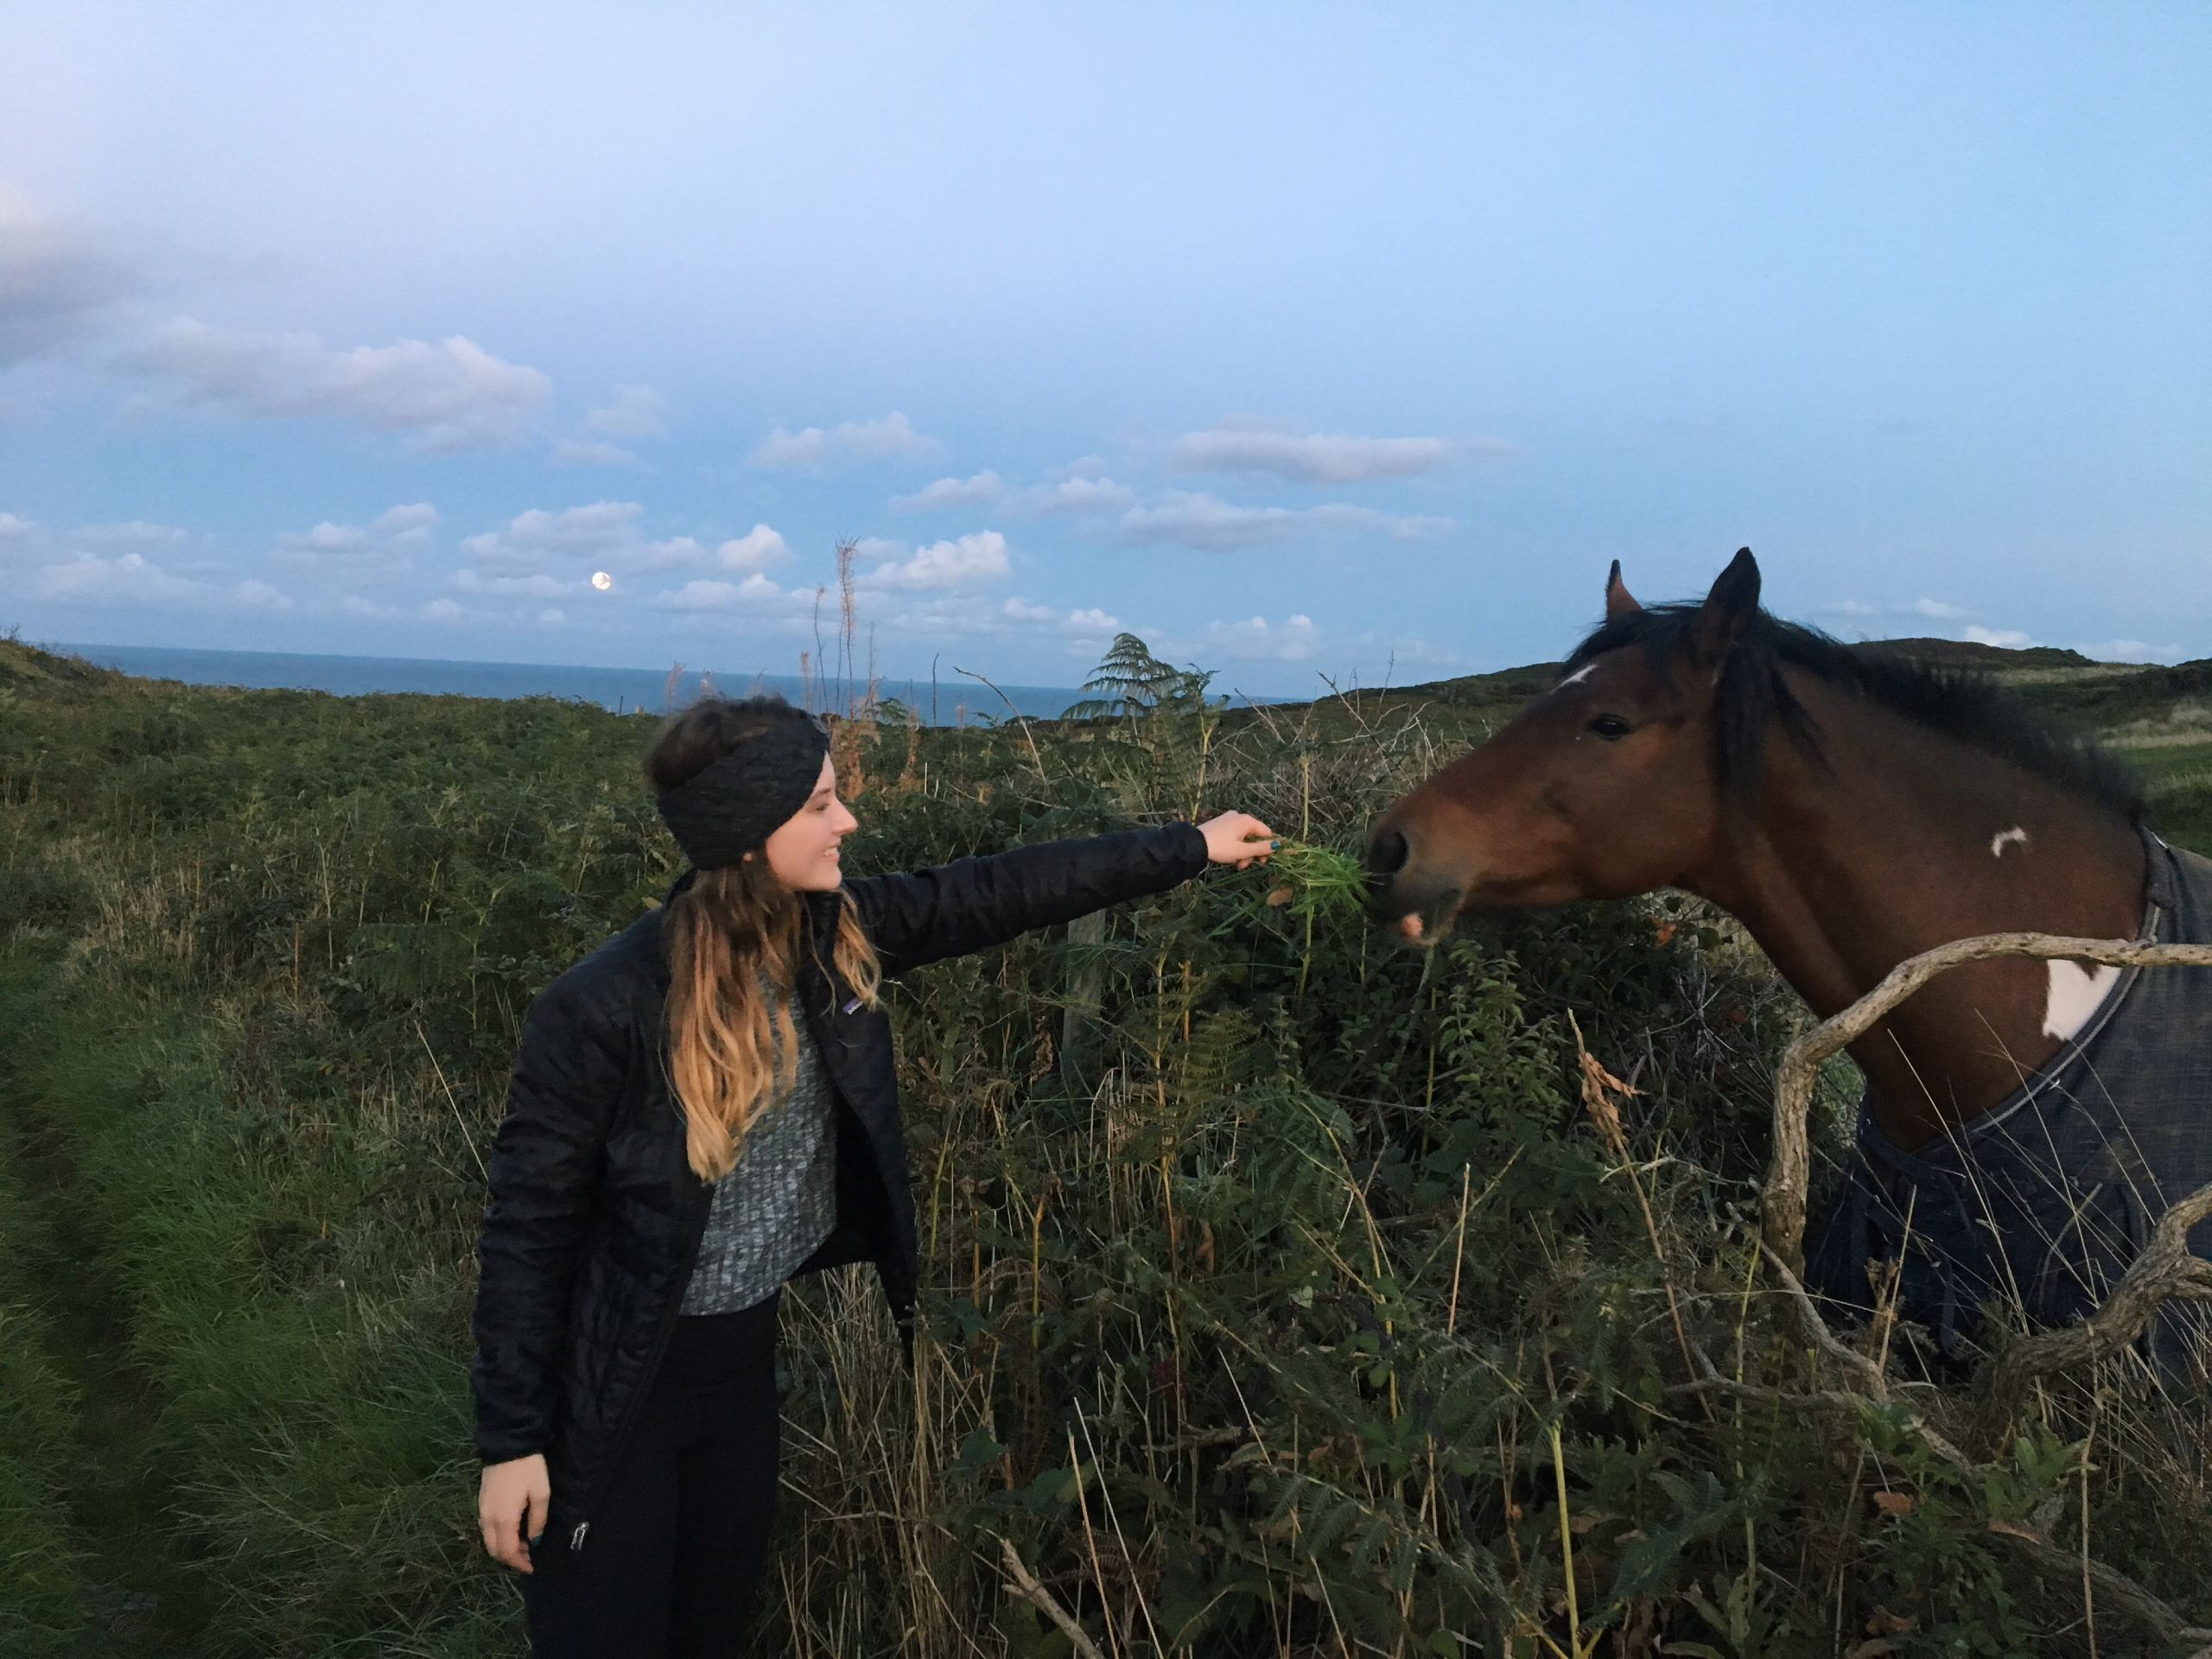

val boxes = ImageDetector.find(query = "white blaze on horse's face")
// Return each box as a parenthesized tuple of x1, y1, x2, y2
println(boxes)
(2043, 959, 2120, 1042)
(1990, 826, 2029, 858)
(1555, 664, 1596, 690)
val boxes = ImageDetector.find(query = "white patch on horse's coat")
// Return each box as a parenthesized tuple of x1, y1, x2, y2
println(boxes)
(2043, 959, 2120, 1042)
(1990, 826, 2029, 858)
(1556, 664, 1595, 689)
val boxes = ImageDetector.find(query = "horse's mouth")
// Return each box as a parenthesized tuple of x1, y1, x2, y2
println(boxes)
(1369, 878, 1464, 947)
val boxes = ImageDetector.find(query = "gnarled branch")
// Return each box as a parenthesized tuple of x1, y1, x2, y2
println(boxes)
(1970, 1178, 2212, 1457)
(1762, 933, 2212, 1272)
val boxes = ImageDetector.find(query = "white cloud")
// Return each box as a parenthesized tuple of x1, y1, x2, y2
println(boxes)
(859, 531, 1011, 591)
(538, 607, 567, 627)
(1020, 475, 1139, 514)
(122, 318, 550, 450)
(717, 524, 790, 573)
(1167, 419, 1489, 484)
(70, 519, 188, 549)
(553, 438, 636, 466)
(373, 502, 438, 543)
(274, 501, 438, 573)
(0, 183, 149, 365)
(1962, 626, 2033, 648)
(749, 410, 940, 467)
(459, 503, 781, 588)
(233, 578, 293, 612)
(1910, 597, 1967, 620)
(423, 598, 465, 622)
(0, 511, 36, 540)
(1184, 612, 1325, 662)
(585, 385, 664, 441)
(1116, 491, 1450, 551)
(35, 547, 287, 613)
(37, 550, 207, 604)
(652, 574, 784, 611)
(1001, 597, 1123, 633)
(2075, 639, 2184, 664)
(894, 471, 1003, 509)
(461, 501, 643, 568)
(454, 569, 586, 598)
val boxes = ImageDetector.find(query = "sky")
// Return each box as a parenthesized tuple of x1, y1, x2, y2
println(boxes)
(2, 3, 2208, 696)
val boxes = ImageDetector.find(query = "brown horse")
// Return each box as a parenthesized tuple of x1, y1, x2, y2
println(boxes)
(1364, 550, 2212, 1356)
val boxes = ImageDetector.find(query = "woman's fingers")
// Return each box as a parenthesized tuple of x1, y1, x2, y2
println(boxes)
(479, 1456, 549, 1573)
(1198, 810, 1279, 867)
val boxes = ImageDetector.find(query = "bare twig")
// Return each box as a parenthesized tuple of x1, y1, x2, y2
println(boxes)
(1763, 933, 2212, 1270)
(1970, 1178, 2212, 1456)
(953, 664, 1048, 784)
(997, 1536, 1108, 1659)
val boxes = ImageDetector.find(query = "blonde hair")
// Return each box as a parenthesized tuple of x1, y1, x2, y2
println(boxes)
(662, 863, 880, 1180)
(648, 696, 881, 1181)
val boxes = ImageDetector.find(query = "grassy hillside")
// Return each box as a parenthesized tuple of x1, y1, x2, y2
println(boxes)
(1, 631, 2207, 1656)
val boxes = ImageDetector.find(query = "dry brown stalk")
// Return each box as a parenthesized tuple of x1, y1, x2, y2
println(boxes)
(1763, 932, 2212, 1272)
(1567, 1013, 1700, 1397)
(997, 1536, 1109, 1659)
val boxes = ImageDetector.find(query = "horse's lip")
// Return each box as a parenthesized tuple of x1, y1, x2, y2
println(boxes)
(1369, 877, 1463, 944)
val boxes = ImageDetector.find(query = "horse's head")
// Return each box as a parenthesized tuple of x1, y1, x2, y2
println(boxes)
(1365, 550, 1764, 941)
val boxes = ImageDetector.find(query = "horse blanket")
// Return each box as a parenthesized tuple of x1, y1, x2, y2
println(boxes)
(1808, 830, 2212, 1373)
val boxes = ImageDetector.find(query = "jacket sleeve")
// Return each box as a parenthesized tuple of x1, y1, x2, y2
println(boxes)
(470, 969, 631, 1464)
(846, 823, 1209, 979)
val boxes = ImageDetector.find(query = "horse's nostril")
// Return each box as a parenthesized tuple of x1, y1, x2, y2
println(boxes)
(1364, 827, 1409, 878)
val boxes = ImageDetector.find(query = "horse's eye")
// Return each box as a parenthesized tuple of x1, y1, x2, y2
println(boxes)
(1586, 715, 1631, 741)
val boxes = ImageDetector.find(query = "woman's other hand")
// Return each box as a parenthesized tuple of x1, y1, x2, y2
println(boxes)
(480, 1453, 551, 1572)
(1198, 811, 1278, 870)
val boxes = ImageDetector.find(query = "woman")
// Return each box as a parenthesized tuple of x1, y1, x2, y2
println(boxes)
(472, 695, 1274, 1656)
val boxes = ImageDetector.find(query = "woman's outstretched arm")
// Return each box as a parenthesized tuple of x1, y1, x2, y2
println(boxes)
(847, 811, 1274, 977)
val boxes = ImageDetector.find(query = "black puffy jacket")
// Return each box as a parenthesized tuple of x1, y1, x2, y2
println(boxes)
(470, 823, 1209, 1548)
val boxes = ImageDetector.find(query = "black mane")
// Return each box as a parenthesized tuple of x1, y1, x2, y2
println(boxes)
(1566, 603, 2144, 818)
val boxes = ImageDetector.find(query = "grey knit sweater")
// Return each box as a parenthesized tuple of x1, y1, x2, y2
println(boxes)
(677, 981, 836, 1316)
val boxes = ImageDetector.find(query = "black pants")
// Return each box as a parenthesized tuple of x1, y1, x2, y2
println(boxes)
(522, 1294, 782, 1658)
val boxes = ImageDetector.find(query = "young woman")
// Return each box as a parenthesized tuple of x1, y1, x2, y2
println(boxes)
(472, 695, 1275, 1656)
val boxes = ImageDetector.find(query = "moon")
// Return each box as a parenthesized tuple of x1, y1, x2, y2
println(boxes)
(591, 571, 612, 591)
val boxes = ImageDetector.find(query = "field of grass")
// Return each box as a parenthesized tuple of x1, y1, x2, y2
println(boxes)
(2, 629, 2209, 1656)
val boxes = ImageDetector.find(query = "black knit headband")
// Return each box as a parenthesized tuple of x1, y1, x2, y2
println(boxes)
(654, 709, 831, 870)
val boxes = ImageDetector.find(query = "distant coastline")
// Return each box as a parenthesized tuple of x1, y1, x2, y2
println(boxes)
(47, 642, 1091, 723)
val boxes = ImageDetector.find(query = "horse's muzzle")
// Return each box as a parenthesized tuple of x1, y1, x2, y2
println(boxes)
(1363, 828, 1461, 942)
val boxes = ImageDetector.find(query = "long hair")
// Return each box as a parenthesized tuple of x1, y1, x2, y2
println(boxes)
(647, 697, 882, 1181)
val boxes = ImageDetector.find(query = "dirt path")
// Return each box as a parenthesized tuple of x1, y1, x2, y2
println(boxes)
(3, 1088, 212, 1653)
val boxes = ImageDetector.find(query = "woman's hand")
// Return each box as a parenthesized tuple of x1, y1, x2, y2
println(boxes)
(480, 1453, 551, 1573)
(1198, 811, 1278, 870)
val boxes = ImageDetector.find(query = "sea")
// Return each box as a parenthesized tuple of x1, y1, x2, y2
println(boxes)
(49, 642, 1094, 723)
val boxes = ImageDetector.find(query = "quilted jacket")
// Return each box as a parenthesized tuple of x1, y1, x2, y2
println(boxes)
(470, 823, 1209, 1548)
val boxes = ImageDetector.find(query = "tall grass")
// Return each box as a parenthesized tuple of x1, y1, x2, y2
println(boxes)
(1, 632, 2208, 1655)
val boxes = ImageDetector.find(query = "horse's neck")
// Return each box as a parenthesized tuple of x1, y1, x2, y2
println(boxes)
(1689, 682, 2145, 1149)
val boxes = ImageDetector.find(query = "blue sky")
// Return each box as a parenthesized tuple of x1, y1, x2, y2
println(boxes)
(3, 3, 2208, 695)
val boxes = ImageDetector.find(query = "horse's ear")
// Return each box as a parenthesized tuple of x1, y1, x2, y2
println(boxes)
(1690, 547, 1761, 664)
(1604, 560, 1640, 620)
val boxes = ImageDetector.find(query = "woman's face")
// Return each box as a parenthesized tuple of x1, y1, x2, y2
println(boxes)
(757, 754, 858, 891)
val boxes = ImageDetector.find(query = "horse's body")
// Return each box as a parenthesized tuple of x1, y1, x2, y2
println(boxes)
(1367, 550, 2212, 1363)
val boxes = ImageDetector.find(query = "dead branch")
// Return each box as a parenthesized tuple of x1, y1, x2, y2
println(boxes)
(1989, 1526, 2212, 1652)
(1762, 933, 2212, 1272)
(1970, 1178, 2212, 1457)
(997, 1536, 1108, 1659)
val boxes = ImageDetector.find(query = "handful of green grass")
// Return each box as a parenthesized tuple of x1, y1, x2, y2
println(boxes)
(1250, 840, 1370, 922)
